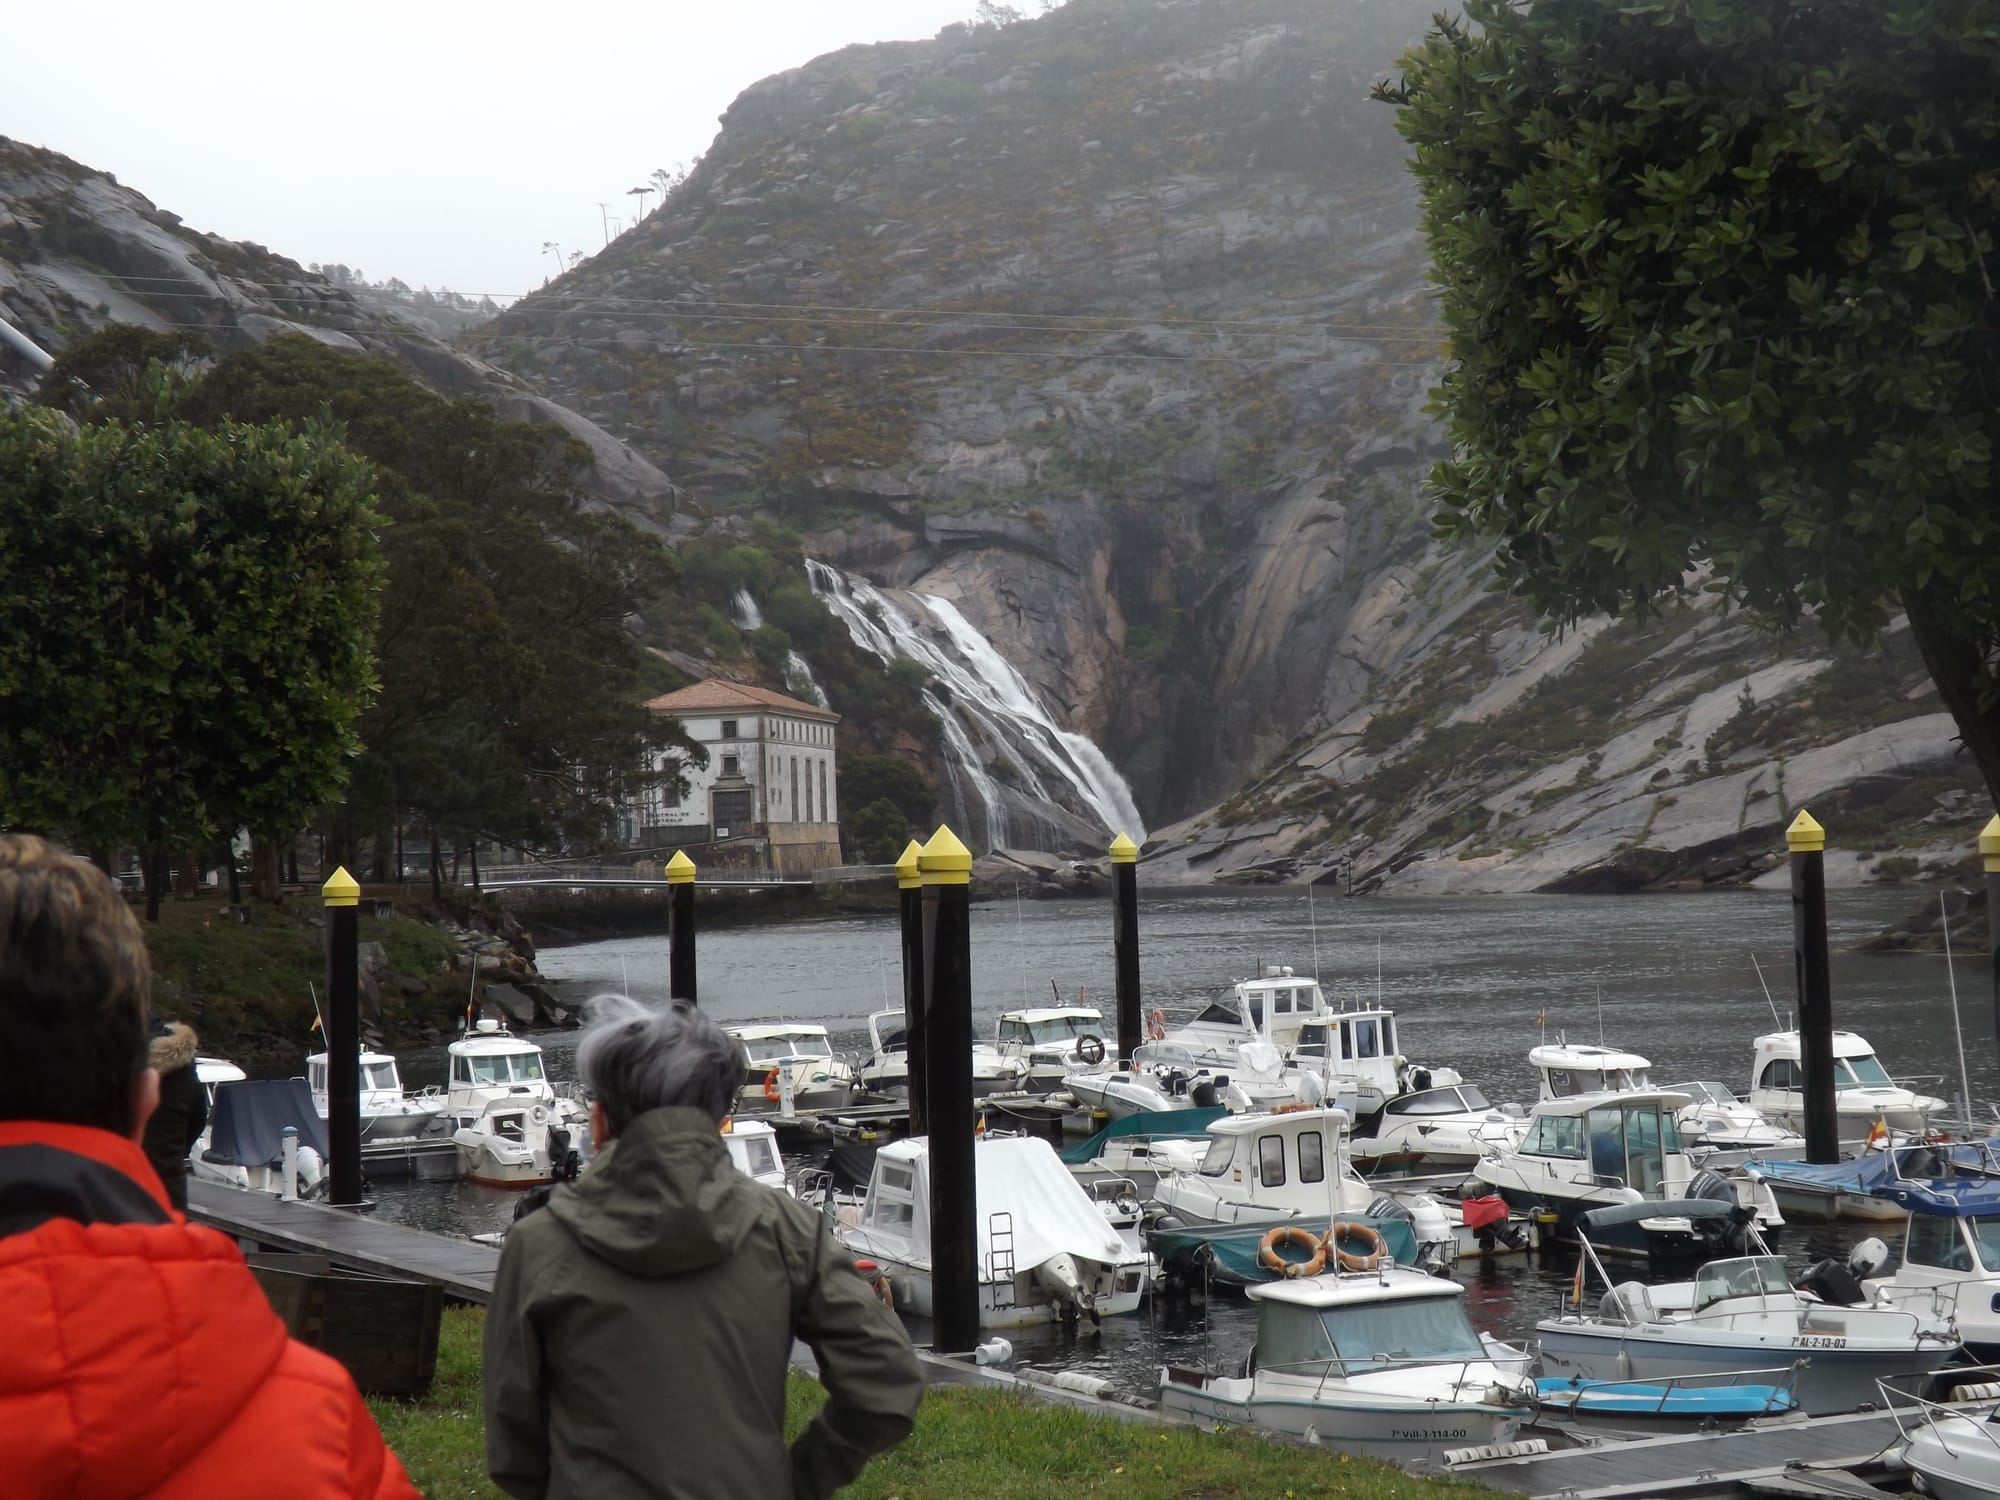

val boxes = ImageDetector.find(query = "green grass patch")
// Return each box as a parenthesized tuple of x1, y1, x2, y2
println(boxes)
(375, 1308, 1497, 1500)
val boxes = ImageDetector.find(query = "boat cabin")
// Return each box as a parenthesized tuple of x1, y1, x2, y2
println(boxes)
(729, 1023, 836, 1069)
(1172, 968, 1329, 1053)
(1186, 1106, 1356, 1215)
(1512, 1089, 1695, 1197)
(447, 1020, 554, 1128)
(1532, 1043, 1655, 1100)
(1879, 1181, 2000, 1280)
(1380, 1083, 1504, 1123)
(994, 1007, 1103, 1052)
(307, 1050, 411, 1111)
(1751, 1031, 1901, 1094)
(195, 1056, 247, 1113)
(865, 1009, 907, 1056)
(721, 1116, 785, 1190)
(1246, 1270, 1484, 1377)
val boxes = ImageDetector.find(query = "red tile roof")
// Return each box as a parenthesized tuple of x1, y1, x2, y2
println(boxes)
(644, 677, 840, 722)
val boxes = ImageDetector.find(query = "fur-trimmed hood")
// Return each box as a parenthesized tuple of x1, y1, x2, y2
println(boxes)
(148, 1023, 198, 1075)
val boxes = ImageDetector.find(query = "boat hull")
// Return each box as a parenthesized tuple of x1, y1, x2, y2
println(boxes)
(1158, 1376, 1524, 1464)
(862, 1254, 1146, 1329)
(1904, 1419, 2000, 1500)
(1492, 1188, 1763, 1260)
(1536, 1320, 1957, 1415)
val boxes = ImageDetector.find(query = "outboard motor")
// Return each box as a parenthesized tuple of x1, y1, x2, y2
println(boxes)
(1687, 1168, 1737, 1203)
(1849, 1236, 1891, 1279)
(1368, 1194, 1415, 1228)
(548, 1123, 582, 1181)
(1190, 1078, 1220, 1109)
(1461, 1193, 1528, 1252)
(1798, 1257, 1868, 1306)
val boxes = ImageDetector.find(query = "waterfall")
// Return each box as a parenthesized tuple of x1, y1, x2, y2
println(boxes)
(805, 559, 1147, 851)
(731, 588, 827, 708)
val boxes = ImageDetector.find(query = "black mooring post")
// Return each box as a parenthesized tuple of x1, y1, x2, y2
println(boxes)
(1984, 816, 2000, 1085)
(1110, 832, 1141, 1065)
(921, 824, 979, 1353)
(897, 838, 928, 1135)
(323, 866, 363, 1206)
(667, 850, 696, 1003)
(1789, 810, 1838, 1164)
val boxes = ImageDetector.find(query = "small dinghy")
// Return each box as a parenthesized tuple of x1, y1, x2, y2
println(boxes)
(1533, 1372, 1799, 1427)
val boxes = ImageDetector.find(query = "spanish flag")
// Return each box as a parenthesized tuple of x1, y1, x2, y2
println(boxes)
(309, 1012, 321, 1034)
(1866, 1117, 1890, 1151)
(1571, 1257, 1586, 1306)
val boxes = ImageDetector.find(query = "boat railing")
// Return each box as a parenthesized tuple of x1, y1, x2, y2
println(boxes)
(1879, 1365, 2000, 1457)
(1257, 1353, 1534, 1408)
(1539, 1362, 1804, 1419)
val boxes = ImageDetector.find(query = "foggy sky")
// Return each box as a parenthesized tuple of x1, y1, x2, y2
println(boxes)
(10, 0, 980, 299)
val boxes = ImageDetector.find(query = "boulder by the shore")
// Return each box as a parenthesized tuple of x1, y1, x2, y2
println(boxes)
(1859, 885, 1990, 954)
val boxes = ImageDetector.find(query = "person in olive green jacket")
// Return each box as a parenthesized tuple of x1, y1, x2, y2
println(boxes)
(483, 997, 922, 1500)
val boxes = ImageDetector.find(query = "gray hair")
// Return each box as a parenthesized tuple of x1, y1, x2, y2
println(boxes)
(575, 994, 742, 1131)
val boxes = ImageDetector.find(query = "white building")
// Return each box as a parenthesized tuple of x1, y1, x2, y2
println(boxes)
(634, 679, 841, 872)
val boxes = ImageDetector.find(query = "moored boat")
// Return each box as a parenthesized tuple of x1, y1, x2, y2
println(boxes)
(727, 1022, 862, 1115)
(855, 1009, 1027, 1101)
(306, 1047, 446, 1140)
(1747, 1028, 1945, 1151)
(445, 1020, 586, 1188)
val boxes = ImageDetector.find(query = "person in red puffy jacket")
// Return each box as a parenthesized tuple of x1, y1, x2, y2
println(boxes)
(0, 835, 420, 1500)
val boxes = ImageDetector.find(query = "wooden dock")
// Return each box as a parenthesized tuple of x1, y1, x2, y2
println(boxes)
(188, 1181, 499, 1304)
(1455, 1405, 1919, 1498)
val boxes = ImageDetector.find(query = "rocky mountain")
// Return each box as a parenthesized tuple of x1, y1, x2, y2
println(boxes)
(0, 137, 676, 523)
(462, 0, 1986, 888)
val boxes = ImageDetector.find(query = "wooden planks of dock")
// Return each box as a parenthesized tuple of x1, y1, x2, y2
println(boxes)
(188, 1180, 499, 1304)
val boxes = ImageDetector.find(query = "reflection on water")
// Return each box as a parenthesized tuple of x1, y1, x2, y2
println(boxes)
(372, 886, 1991, 1391)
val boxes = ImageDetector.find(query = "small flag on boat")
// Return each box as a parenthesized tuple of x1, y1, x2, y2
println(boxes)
(309, 1012, 321, 1033)
(1570, 1258, 1585, 1306)
(1536, 1010, 1546, 1029)
(1867, 1116, 1889, 1150)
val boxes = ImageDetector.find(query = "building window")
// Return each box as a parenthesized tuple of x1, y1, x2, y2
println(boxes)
(819, 760, 828, 821)
(790, 758, 799, 821)
(663, 780, 681, 809)
(805, 761, 814, 822)
(720, 719, 737, 739)
(721, 754, 739, 778)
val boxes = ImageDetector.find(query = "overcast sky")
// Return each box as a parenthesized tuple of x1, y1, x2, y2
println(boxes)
(10, 0, 978, 299)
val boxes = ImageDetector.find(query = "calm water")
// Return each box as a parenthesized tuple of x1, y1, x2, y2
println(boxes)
(374, 886, 1997, 1389)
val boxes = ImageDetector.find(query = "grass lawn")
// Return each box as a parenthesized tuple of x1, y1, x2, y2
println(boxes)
(371, 1308, 1499, 1500)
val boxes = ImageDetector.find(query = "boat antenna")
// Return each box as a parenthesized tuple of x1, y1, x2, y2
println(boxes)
(1375, 937, 1383, 1008)
(1942, 893, 1976, 1128)
(1595, 983, 1604, 1048)
(1308, 880, 1322, 984)
(1750, 953, 1783, 1031)
(1015, 882, 1030, 1006)
(620, 955, 630, 998)
(1050, 977, 1061, 1006)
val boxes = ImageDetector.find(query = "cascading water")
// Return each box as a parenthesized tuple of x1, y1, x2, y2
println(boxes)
(805, 559, 1146, 852)
(731, 588, 828, 708)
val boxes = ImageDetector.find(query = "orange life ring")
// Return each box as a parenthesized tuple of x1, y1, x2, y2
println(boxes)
(1328, 1220, 1387, 1272)
(1147, 1008, 1168, 1042)
(1258, 1224, 1328, 1278)
(763, 1069, 782, 1102)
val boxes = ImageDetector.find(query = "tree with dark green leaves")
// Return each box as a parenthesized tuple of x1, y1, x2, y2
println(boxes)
(841, 754, 937, 831)
(847, 798, 917, 864)
(1379, 0, 2000, 800)
(0, 400, 384, 918)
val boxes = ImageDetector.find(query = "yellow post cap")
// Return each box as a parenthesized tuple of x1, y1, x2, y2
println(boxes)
(919, 824, 973, 885)
(1785, 809, 1826, 854)
(895, 839, 923, 888)
(321, 866, 360, 908)
(1980, 814, 2000, 872)
(665, 850, 697, 885)
(1108, 832, 1139, 864)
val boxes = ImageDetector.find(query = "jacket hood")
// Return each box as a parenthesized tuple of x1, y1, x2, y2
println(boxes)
(0, 1124, 292, 1499)
(546, 1107, 758, 1277)
(148, 1022, 198, 1073)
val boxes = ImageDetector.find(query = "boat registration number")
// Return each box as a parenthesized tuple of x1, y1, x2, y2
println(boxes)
(1390, 1429, 1468, 1441)
(1796, 1335, 1846, 1348)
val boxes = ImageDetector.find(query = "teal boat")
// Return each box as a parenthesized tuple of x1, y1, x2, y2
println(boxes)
(1149, 1216, 1420, 1289)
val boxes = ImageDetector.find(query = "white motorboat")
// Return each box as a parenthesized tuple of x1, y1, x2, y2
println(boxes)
(1889, 1382, 2000, 1499)
(445, 1020, 587, 1188)
(1747, 1029, 1944, 1150)
(833, 1134, 1151, 1329)
(1539, 1208, 1961, 1415)
(191, 1073, 327, 1196)
(1473, 1087, 1782, 1258)
(1150, 966, 1333, 1067)
(993, 1005, 1112, 1092)
(1158, 1266, 1536, 1464)
(727, 1022, 861, 1115)
(305, 1048, 446, 1140)
(1857, 1178, 2000, 1362)
(1529, 1040, 1806, 1166)
(856, 1009, 1027, 1101)
(721, 1116, 786, 1192)
(1349, 1082, 1525, 1179)
(1066, 1048, 1297, 1121)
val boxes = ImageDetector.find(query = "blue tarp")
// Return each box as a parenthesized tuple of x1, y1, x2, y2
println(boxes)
(1877, 1177, 2000, 1217)
(1747, 1137, 2000, 1198)
(1147, 1216, 1421, 1287)
(202, 1079, 328, 1166)
(1060, 1106, 1227, 1165)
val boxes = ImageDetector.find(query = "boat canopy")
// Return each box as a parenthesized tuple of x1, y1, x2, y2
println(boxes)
(867, 1135, 1132, 1271)
(1877, 1177, 2000, 1217)
(202, 1079, 329, 1166)
(1521, 1086, 1693, 1117)
(1147, 1217, 1421, 1287)
(1060, 1106, 1228, 1164)
(1578, 1197, 1743, 1231)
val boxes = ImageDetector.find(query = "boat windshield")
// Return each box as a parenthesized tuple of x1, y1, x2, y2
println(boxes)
(1836, 1054, 1895, 1088)
(1458, 1085, 1493, 1111)
(1322, 1298, 1483, 1367)
(360, 1062, 400, 1092)
(744, 1038, 830, 1064)
(1692, 1257, 1793, 1311)
(463, 1051, 544, 1085)
(1198, 1135, 1234, 1176)
(1681, 1082, 1738, 1107)
(1029, 1016, 1094, 1043)
(1969, 1218, 2000, 1273)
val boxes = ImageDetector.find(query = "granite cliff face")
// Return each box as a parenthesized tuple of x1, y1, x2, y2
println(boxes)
(0, 137, 678, 523)
(464, 0, 1983, 887)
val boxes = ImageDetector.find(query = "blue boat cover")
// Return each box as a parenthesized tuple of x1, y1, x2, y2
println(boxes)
(1534, 1377, 1796, 1416)
(1060, 1106, 1228, 1164)
(202, 1079, 329, 1166)
(1747, 1138, 2000, 1197)
(1877, 1179, 2000, 1217)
